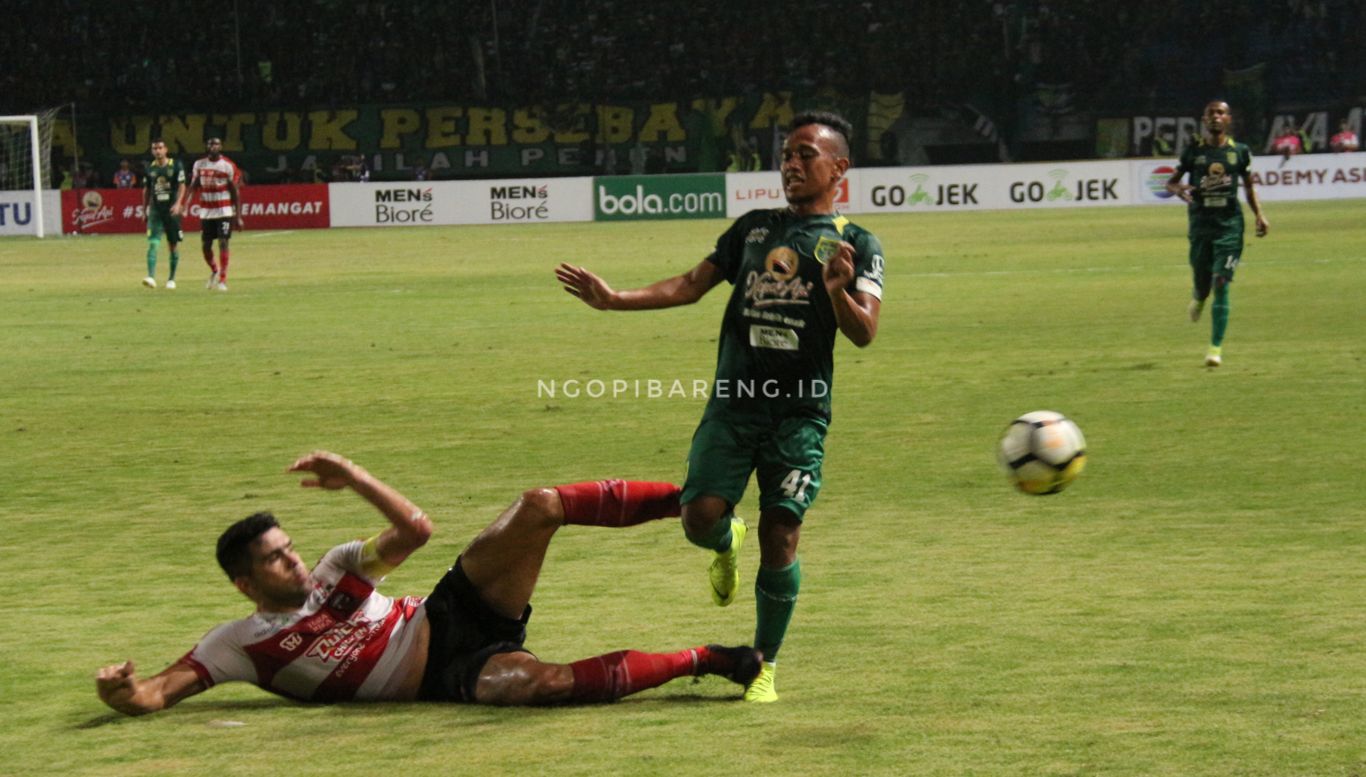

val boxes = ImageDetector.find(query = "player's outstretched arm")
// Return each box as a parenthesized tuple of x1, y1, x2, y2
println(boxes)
(287, 451, 433, 570)
(823, 242, 880, 347)
(556, 258, 723, 311)
(96, 660, 206, 716)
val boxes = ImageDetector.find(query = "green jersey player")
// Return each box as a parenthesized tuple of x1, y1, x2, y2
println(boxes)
(141, 139, 187, 290)
(557, 112, 884, 702)
(1165, 101, 1269, 366)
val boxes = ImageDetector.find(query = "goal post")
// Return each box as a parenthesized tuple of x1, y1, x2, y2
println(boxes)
(1, 111, 57, 238)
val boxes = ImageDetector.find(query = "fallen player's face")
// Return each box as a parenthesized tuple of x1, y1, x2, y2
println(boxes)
(247, 528, 312, 608)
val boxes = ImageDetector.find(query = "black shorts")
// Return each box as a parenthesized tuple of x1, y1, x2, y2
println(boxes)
(418, 558, 533, 703)
(200, 218, 232, 241)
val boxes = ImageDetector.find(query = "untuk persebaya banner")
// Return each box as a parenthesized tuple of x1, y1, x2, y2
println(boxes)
(53, 93, 856, 181)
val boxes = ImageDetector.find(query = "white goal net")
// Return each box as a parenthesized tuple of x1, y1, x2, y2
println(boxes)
(0, 108, 60, 237)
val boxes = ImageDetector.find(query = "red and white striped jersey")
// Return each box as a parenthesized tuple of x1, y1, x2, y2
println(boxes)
(190, 156, 240, 219)
(180, 541, 428, 702)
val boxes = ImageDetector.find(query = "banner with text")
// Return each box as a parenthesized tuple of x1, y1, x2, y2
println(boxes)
(0, 191, 60, 236)
(725, 171, 856, 217)
(1131, 152, 1366, 205)
(594, 174, 726, 221)
(327, 177, 593, 228)
(60, 184, 329, 234)
(856, 161, 1132, 213)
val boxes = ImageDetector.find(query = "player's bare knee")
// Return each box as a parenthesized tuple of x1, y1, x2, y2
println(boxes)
(681, 497, 726, 537)
(519, 487, 564, 526)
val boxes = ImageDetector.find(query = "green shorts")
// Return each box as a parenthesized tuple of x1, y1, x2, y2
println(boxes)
(147, 207, 183, 243)
(1188, 223, 1243, 282)
(680, 407, 828, 522)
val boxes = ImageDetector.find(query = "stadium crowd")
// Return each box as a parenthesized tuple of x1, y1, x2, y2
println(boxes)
(3, 0, 1361, 114)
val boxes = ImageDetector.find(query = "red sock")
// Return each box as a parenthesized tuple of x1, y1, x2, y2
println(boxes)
(555, 480, 681, 527)
(202, 246, 217, 273)
(218, 248, 230, 281)
(567, 647, 703, 703)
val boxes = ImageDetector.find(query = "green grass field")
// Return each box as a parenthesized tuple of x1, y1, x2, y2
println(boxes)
(3, 200, 1364, 776)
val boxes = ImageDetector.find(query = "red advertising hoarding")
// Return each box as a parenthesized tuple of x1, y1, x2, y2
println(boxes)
(61, 184, 330, 234)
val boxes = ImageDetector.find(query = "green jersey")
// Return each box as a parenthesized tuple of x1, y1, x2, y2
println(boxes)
(144, 158, 186, 212)
(704, 208, 885, 419)
(1176, 137, 1252, 232)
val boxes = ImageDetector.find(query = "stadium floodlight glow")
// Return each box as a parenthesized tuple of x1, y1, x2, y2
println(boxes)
(0, 114, 49, 238)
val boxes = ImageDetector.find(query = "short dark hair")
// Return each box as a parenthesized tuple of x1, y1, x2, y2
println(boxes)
(150, 138, 166, 146)
(216, 512, 279, 580)
(792, 111, 853, 157)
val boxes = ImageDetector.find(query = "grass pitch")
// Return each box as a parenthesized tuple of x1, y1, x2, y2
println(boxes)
(2, 200, 1364, 776)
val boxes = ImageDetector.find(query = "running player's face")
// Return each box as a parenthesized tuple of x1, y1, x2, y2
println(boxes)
(244, 527, 311, 609)
(150, 142, 167, 161)
(780, 124, 848, 205)
(1203, 103, 1231, 134)
(207, 139, 222, 159)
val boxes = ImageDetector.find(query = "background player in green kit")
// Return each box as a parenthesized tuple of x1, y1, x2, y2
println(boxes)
(556, 112, 884, 702)
(141, 139, 188, 290)
(1165, 100, 1269, 366)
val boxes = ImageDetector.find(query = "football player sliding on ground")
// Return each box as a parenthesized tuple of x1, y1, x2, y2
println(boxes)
(95, 451, 759, 714)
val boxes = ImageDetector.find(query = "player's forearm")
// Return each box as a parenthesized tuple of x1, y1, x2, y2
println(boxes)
(609, 274, 706, 310)
(830, 289, 878, 347)
(101, 679, 168, 716)
(348, 467, 433, 545)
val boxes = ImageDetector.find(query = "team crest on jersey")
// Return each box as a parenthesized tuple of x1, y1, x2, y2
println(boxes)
(812, 236, 841, 265)
(1226, 151, 1237, 165)
(765, 246, 800, 281)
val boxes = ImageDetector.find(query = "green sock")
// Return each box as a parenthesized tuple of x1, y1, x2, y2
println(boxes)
(754, 558, 801, 660)
(1211, 283, 1230, 347)
(169, 249, 179, 280)
(146, 237, 160, 277)
(684, 512, 734, 552)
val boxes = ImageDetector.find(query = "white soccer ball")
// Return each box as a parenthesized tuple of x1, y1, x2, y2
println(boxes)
(998, 410, 1087, 495)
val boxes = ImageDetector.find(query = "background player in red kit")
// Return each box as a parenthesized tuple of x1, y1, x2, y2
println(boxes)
(95, 451, 759, 714)
(187, 137, 244, 291)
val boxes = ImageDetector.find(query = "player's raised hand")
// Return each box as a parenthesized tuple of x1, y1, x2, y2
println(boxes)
(288, 450, 359, 490)
(555, 263, 616, 310)
(821, 242, 857, 295)
(96, 660, 137, 705)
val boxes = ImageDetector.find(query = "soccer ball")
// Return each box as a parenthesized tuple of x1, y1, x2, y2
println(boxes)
(998, 410, 1087, 495)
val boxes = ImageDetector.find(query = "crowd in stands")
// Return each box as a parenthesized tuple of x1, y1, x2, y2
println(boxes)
(3, 1, 1362, 115)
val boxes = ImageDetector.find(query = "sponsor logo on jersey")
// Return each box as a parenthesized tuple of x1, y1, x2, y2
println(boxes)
(748, 324, 800, 351)
(744, 270, 812, 308)
(812, 235, 841, 265)
(764, 246, 799, 280)
(279, 633, 303, 651)
(745, 227, 769, 244)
